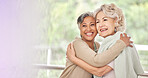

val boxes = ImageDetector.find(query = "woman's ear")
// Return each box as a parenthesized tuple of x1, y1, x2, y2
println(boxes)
(114, 17, 118, 27)
(114, 17, 117, 23)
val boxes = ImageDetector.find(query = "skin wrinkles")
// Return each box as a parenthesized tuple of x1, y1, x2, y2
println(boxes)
(96, 11, 117, 38)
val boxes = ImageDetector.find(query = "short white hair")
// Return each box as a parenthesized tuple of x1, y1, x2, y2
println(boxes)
(94, 3, 126, 32)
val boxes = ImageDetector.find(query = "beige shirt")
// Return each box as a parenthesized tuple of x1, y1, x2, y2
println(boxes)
(60, 38, 126, 78)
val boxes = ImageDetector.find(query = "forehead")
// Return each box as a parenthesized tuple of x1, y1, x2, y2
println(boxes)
(96, 11, 107, 19)
(82, 16, 95, 23)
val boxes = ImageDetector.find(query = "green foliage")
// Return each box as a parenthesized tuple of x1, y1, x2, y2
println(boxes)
(125, 2, 148, 44)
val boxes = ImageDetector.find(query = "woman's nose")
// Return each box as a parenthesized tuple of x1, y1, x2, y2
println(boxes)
(99, 22, 104, 27)
(87, 26, 91, 31)
(99, 25, 103, 27)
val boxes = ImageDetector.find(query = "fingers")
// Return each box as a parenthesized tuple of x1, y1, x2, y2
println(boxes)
(123, 33, 127, 37)
(130, 41, 133, 43)
(129, 41, 133, 47)
(124, 33, 131, 39)
(122, 33, 131, 40)
(126, 40, 133, 47)
(67, 44, 70, 51)
(71, 42, 74, 50)
(120, 33, 128, 38)
(129, 44, 133, 47)
(69, 43, 71, 49)
(66, 43, 71, 55)
(120, 33, 123, 38)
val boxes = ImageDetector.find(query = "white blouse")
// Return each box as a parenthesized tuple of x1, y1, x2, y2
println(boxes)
(102, 61, 115, 78)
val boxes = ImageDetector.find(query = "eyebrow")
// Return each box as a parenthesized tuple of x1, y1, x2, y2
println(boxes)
(90, 22, 95, 23)
(102, 17, 108, 19)
(82, 23, 86, 24)
(96, 17, 108, 20)
(82, 22, 95, 24)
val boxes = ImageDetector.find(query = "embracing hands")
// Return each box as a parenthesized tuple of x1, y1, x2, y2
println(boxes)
(120, 33, 133, 47)
(66, 43, 76, 62)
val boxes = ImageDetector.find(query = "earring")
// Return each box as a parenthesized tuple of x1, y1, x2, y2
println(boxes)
(114, 27, 117, 32)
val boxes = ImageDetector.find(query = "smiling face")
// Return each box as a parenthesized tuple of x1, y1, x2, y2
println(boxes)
(96, 11, 116, 38)
(80, 16, 97, 42)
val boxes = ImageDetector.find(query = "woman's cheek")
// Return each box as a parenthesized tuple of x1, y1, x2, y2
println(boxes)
(96, 25, 99, 32)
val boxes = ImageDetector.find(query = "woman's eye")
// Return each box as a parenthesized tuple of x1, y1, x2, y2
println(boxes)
(104, 18, 108, 21)
(96, 21, 99, 23)
(82, 25, 86, 27)
(91, 24, 95, 26)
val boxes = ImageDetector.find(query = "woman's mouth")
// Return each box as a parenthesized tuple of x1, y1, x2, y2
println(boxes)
(100, 28, 108, 32)
(85, 32, 93, 36)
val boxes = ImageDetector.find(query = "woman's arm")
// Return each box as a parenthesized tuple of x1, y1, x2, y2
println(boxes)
(69, 33, 132, 67)
(67, 56, 113, 77)
(67, 43, 113, 76)
(67, 49, 111, 76)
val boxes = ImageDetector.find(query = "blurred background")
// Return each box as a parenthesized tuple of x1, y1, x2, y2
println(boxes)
(35, 0, 148, 78)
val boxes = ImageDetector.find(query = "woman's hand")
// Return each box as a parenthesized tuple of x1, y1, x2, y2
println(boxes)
(66, 42, 76, 62)
(120, 33, 133, 47)
(93, 65, 112, 77)
(92, 66, 108, 77)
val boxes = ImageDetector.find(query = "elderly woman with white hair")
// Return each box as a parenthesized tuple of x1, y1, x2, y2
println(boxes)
(66, 3, 144, 78)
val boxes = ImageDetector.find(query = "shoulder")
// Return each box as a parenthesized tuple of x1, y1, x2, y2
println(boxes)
(72, 38, 91, 51)
(72, 38, 88, 47)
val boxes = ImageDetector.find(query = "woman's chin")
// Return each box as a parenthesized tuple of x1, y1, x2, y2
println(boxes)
(85, 38, 94, 42)
(100, 35, 107, 38)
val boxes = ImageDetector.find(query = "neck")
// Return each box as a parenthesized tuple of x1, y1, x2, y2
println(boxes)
(83, 39, 94, 50)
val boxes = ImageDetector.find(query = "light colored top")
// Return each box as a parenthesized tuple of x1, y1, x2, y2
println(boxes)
(102, 61, 115, 78)
(95, 31, 144, 78)
(60, 38, 126, 78)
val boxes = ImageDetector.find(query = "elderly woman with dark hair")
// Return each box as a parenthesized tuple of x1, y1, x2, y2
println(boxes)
(66, 3, 144, 78)
(60, 10, 133, 78)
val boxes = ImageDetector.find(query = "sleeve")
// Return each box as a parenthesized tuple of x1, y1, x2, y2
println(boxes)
(73, 39, 126, 67)
(107, 61, 114, 69)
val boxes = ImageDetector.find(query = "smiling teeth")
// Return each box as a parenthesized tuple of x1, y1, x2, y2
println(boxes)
(100, 29, 107, 32)
(86, 33, 92, 35)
